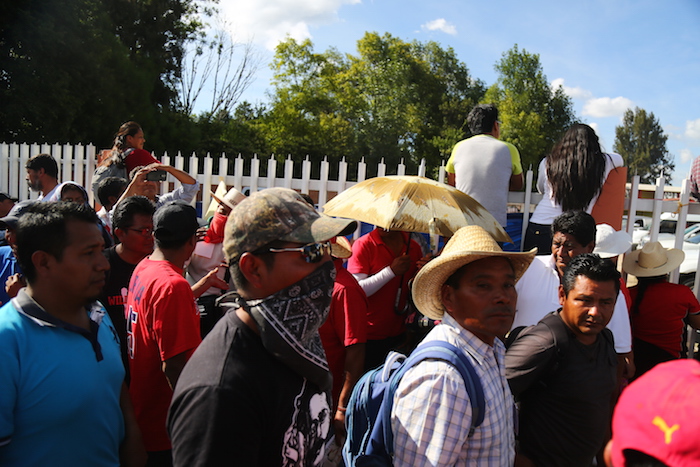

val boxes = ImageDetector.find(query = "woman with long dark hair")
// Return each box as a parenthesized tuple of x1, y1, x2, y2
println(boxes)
(92, 121, 160, 199)
(623, 242, 700, 380)
(109, 121, 159, 172)
(524, 123, 623, 252)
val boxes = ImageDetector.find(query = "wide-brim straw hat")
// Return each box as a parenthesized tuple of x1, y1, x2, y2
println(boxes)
(331, 236, 352, 259)
(210, 187, 246, 211)
(623, 241, 684, 277)
(412, 225, 537, 321)
(593, 223, 632, 258)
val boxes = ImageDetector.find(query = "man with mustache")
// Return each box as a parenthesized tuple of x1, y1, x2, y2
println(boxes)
(506, 254, 619, 467)
(391, 225, 536, 466)
(511, 210, 634, 378)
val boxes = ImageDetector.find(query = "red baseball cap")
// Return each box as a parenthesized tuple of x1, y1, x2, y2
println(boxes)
(611, 359, 700, 466)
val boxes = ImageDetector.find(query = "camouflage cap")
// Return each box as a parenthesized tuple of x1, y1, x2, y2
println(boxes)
(223, 188, 357, 263)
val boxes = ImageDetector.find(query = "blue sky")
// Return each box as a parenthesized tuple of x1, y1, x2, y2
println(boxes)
(214, 0, 700, 185)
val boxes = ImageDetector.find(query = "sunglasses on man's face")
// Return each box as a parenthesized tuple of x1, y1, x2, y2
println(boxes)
(266, 241, 332, 263)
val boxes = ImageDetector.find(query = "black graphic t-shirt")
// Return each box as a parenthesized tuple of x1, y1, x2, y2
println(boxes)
(168, 310, 332, 466)
(98, 246, 138, 376)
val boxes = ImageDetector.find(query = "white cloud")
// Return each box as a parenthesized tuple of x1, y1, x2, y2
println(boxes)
(421, 19, 457, 35)
(685, 118, 700, 140)
(582, 97, 635, 118)
(550, 78, 592, 100)
(680, 148, 694, 164)
(218, 0, 361, 50)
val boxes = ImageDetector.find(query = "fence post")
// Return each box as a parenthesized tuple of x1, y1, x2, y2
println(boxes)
(649, 175, 666, 243)
(520, 167, 534, 252)
(250, 154, 260, 194)
(284, 156, 294, 189)
(318, 157, 330, 207)
(267, 155, 277, 190)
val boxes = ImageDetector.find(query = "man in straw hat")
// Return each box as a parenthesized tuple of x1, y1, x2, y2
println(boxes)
(186, 187, 247, 337)
(507, 253, 620, 467)
(390, 224, 535, 465)
(622, 241, 700, 381)
(168, 187, 357, 466)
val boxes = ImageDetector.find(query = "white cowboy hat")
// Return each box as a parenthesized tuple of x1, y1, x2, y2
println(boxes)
(210, 187, 246, 211)
(412, 225, 536, 321)
(622, 241, 685, 277)
(593, 224, 632, 258)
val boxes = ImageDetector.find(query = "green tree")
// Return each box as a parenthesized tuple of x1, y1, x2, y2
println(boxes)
(0, 0, 205, 150)
(262, 33, 484, 178)
(614, 107, 674, 184)
(484, 45, 576, 172)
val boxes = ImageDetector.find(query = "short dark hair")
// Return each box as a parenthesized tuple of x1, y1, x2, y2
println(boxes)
(562, 253, 620, 296)
(112, 196, 155, 232)
(97, 177, 128, 206)
(16, 202, 100, 283)
(467, 104, 499, 135)
(551, 210, 596, 247)
(25, 153, 59, 179)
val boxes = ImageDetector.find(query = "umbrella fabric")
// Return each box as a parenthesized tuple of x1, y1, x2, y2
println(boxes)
(322, 175, 511, 242)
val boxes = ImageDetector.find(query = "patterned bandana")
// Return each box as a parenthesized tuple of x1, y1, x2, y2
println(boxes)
(220, 261, 336, 390)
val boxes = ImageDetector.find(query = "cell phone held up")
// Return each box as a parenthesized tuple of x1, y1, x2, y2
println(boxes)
(146, 169, 167, 182)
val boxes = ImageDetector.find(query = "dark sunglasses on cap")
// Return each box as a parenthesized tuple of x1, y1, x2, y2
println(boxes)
(266, 241, 332, 263)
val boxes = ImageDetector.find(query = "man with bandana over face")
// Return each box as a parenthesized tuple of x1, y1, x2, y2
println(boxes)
(168, 188, 357, 466)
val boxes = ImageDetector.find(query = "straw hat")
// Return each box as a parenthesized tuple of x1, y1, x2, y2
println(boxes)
(210, 187, 246, 211)
(622, 241, 685, 277)
(331, 236, 352, 259)
(412, 225, 537, 320)
(593, 224, 632, 258)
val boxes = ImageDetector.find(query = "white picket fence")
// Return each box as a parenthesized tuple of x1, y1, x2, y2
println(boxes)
(2, 141, 699, 257)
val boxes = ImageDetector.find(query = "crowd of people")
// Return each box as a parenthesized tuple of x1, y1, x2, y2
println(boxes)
(0, 114, 698, 467)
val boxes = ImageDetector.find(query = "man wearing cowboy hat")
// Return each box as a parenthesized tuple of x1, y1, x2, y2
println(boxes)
(507, 253, 620, 467)
(623, 241, 700, 380)
(390, 225, 535, 466)
(186, 187, 247, 337)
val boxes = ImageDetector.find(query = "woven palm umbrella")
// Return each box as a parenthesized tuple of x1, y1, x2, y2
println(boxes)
(322, 175, 511, 243)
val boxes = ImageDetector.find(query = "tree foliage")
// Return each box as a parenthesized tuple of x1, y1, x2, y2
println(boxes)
(261, 33, 485, 177)
(0, 0, 205, 149)
(614, 107, 674, 184)
(484, 45, 576, 173)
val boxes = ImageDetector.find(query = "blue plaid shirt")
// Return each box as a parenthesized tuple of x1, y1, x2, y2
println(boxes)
(391, 313, 515, 466)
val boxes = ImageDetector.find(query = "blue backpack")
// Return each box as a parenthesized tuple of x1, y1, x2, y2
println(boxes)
(342, 340, 485, 466)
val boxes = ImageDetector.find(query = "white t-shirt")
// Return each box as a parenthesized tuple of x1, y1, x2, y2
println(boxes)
(530, 152, 624, 225)
(513, 255, 632, 353)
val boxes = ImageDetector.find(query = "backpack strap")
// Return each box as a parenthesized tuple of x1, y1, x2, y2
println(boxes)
(379, 340, 485, 458)
(539, 311, 571, 375)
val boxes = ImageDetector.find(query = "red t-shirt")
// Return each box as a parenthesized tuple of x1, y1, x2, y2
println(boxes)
(347, 229, 422, 340)
(125, 148, 159, 173)
(319, 261, 368, 406)
(630, 282, 700, 358)
(126, 258, 201, 451)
